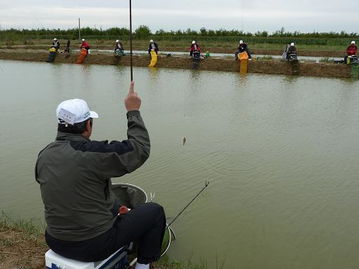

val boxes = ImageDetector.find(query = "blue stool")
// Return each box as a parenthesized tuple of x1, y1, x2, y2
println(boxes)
(45, 247, 128, 269)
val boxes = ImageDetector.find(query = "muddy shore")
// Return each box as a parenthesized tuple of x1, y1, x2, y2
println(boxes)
(0, 50, 353, 79)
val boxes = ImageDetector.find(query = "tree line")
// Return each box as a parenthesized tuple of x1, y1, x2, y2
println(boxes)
(0, 25, 357, 45)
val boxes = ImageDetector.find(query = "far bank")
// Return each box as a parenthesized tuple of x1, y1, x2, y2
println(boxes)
(0, 49, 355, 79)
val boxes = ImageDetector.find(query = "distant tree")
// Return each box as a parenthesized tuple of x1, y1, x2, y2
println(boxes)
(135, 25, 151, 38)
(200, 27, 207, 35)
(155, 29, 165, 36)
(255, 31, 268, 37)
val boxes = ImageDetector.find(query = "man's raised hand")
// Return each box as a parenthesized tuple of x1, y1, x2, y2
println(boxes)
(124, 81, 141, 111)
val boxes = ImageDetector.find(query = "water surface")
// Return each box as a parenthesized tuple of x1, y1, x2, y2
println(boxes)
(1, 60, 359, 269)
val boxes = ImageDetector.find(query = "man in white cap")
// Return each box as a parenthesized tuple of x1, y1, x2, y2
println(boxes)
(345, 41, 358, 63)
(235, 40, 252, 60)
(190, 40, 201, 57)
(52, 38, 60, 51)
(114, 39, 125, 56)
(35, 82, 166, 269)
(148, 39, 159, 54)
(80, 38, 90, 53)
(286, 42, 297, 60)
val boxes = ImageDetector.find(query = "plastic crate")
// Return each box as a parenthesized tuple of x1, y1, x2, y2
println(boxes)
(45, 247, 128, 269)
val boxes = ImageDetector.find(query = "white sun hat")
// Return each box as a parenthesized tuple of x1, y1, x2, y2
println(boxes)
(56, 99, 98, 125)
(291, 42, 295, 46)
(239, 40, 243, 44)
(82, 38, 85, 42)
(351, 41, 356, 44)
(192, 40, 196, 44)
(116, 40, 119, 42)
(150, 39, 154, 42)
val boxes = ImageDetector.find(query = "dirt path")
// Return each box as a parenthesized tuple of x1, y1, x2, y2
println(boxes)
(0, 49, 353, 79)
(0, 226, 47, 269)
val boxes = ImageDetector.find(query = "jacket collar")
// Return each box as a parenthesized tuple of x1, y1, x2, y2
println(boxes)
(56, 131, 90, 142)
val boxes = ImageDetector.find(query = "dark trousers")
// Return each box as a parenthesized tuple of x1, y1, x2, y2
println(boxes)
(46, 202, 166, 264)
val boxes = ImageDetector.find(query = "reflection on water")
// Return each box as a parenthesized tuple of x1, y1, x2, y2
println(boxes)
(1, 60, 359, 269)
(148, 67, 159, 81)
(190, 69, 201, 80)
(282, 75, 299, 84)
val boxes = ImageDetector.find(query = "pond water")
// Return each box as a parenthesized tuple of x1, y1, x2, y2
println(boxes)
(1, 60, 359, 269)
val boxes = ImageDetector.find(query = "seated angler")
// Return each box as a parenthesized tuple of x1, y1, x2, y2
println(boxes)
(148, 39, 159, 54)
(286, 42, 297, 60)
(52, 38, 60, 51)
(80, 38, 91, 53)
(36, 82, 166, 269)
(190, 40, 201, 57)
(345, 41, 358, 63)
(114, 40, 125, 56)
(235, 40, 252, 60)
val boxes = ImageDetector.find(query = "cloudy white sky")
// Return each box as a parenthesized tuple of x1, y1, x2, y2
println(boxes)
(0, 0, 358, 33)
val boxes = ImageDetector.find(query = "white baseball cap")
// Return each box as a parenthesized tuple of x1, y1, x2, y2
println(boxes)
(116, 40, 119, 42)
(150, 39, 154, 42)
(53, 38, 57, 41)
(192, 40, 196, 44)
(351, 41, 355, 44)
(239, 40, 243, 44)
(82, 38, 85, 42)
(56, 99, 98, 125)
(291, 42, 295, 46)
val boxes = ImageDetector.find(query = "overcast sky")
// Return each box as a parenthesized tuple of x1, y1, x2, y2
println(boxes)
(1, 0, 358, 33)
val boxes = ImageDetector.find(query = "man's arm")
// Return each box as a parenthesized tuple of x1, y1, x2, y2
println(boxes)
(93, 82, 150, 178)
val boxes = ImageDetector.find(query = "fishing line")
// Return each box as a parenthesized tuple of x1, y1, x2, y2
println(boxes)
(167, 180, 210, 227)
(128, 181, 210, 267)
(129, 0, 133, 81)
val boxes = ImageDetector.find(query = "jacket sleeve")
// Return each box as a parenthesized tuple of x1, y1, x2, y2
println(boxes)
(90, 110, 150, 179)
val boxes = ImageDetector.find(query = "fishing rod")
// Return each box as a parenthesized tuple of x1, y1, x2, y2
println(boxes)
(167, 180, 210, 227)
(129, 0, 133, 81)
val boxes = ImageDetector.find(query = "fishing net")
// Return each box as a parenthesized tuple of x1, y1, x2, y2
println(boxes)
(111, 183, 148, 208)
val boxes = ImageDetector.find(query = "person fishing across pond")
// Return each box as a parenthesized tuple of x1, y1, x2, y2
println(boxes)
(114, 40, 125, 56)
(286, 42, 297, 60)
(235, 40, 252, 60)
(52, 38, 60, 51)
(189, 40, 201, 57)
(80, 38, 91, 53)
(345, 41, 358, 63)
(35, 82, 166, 269)
(115, 40, 124, 51)
(64, 40, 71, 54)
(346, 41, 357, 56)
(148, 39, 159, 54)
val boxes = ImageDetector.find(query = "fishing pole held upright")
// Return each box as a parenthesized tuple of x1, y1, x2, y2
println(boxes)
(129, 0, 133, 81)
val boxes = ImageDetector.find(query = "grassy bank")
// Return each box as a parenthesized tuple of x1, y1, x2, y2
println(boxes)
(0, 38, 350, 57)
(0, 50, 353, 79)
(0, 213, 208, 269)
(0, 213, 47, 269)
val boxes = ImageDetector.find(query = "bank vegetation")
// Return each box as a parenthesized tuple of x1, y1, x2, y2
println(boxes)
(1, 26, 358, 52)
(0, 213, 208, 269)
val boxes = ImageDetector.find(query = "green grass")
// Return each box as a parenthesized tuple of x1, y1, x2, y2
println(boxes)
(0, 211, 44, 236)
(0, 37, 349, 53)
(0, 211, 214, 269)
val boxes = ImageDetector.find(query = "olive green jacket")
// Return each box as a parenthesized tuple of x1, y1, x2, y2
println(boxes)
(35, 111, 150, 241)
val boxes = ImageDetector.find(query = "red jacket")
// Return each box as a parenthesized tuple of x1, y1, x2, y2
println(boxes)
(346, 44, 357, 56)
(80, 41, 90, 50)
(190, 44, 201, 52)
